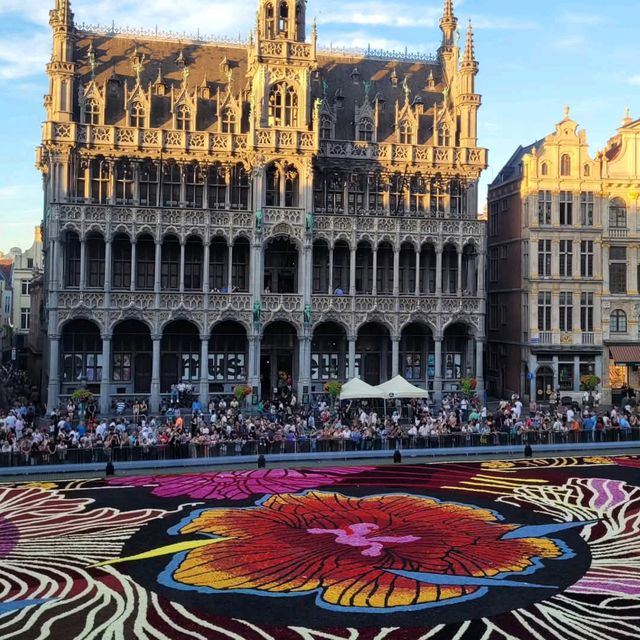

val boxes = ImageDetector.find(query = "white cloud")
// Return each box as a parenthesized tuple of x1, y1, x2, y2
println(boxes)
(562, 11, 607, 26)
(0, 32, 51, 81)
(628, 75, 640, 86)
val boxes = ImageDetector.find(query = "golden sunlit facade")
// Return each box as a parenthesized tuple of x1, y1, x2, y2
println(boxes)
(488, 108, 640, 404)
(38, 0, 487, 412)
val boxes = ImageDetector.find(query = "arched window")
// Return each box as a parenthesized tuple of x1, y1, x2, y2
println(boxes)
(609, 197, 627, 228)
(221, 107, 236, 134)
(358, 117, 374, 142)
(176, 104, 192, 131)
(285, 85, 298, 127)
(129, 101, 145, 128)
(278, 1, 289, 34)
(398, 120, 413, 144)
(583, 163, 591, 177)
(437, 122, 450, 147)
(90, 158, 110, 204)
(610, 310, 627, 334)
(269, 83, 298, 127)
(560, 154, 571, 176)
(320, 116, 332, 139)
(265, 3, 275, 38)
(84, 98, 100, 125)
(541, 162, 549, 176)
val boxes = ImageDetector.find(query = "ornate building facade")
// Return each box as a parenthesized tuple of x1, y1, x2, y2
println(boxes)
(38, 0, 487, 412)
(488, 109, 640, 405)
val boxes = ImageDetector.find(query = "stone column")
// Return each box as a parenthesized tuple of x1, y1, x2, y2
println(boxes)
(202, 242, 210, 294)
(435, 247, 443, 296)
(434, 336, 443, 400)
(200, 335, 210, 406)
(79, 238, 87, 290)
(477, 251, 486, 298)
(104, 238, 112, 292)
(328, 246, 334, 295)
(348, 335, 357, 380)
(99, 334, 112, 415)
(475, 339, 485, 395)
(415, 247, 421, 297)
(130, 240, 137, 292)
(248, 335, 260, 395)
(228, 243, 234, 292)
(457, 248, 463, 296)
(154, 239, 162, 294)
(47, 335, 61, 411)
(179, 240, 186, 293)
(573, 356, 581, 393)
(349, 247, 356, 295)
(393, 247, 400, 296)
(298, 336, 311, 400)
(151, 334, 162, 413)
(372, 247, 378, 295)
(391, 336, 400, 377)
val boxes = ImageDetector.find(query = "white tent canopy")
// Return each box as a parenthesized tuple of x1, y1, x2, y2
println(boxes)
(339, 378, 386, 401)
(375, 375, 430, 399)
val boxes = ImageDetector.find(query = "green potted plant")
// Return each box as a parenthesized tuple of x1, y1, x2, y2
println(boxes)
(234, 384, 252, 404)
(460, 377, 477, 397)
(323, 380, 343, 401)
(580, 375, 601, 392)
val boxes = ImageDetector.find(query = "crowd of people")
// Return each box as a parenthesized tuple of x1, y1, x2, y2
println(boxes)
(1, 366, 640, 466)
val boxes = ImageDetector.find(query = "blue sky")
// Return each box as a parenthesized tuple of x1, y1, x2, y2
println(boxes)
(0, 0, 639, 252)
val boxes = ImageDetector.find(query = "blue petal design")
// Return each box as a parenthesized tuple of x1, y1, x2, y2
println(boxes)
(0, 599, 51, 615)
(385, 569, 556, 589)
(501, 521, 597, 540)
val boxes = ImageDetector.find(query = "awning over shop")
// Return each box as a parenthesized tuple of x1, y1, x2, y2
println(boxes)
(609, 345, 640, 364)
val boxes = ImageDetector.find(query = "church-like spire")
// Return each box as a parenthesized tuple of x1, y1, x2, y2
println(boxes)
(439, 0, 458, 49)
(462, 20, 477, 65)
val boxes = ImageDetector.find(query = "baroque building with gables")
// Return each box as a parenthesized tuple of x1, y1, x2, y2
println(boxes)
(38, 0, 488, 412)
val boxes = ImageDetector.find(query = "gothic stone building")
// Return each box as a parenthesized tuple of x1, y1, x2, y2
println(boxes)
(38, 0, 487, 413)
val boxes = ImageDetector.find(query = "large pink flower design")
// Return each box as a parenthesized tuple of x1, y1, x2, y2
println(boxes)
(159, 491, 566, 611)
(108, 467, 372, 500)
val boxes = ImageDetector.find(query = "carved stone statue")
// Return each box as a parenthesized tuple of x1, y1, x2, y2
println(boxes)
(253, 300, 262, 323)
(304, 303, 312, 325)
(305, 211, 313, 235)
(255, 209, 264, 235)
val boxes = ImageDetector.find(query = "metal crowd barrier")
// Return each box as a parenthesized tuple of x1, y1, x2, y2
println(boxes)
(1, 428, 639, 468)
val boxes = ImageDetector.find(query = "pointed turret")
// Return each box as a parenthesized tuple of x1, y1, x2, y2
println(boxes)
(462, 20, 477, 67)
(47, 0, 76, 122)
(439, 0, 458, 50)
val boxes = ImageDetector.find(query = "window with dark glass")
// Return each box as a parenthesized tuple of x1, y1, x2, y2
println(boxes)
(183, 239, 202, 290)
(230, 164, 250, 210)
(559, 292, 573, 332)
(64, 234, 81, 288)
(112, 237, 131, 290)
(580, 240, 593, 277)
(559, 240, 573, 277)
(207, 165, 227, 209)
(390, 173, 405, 214)
(538, 291, 552, 331)
(136, 237, 155, 290)
(559, 191, 573, 225)
(90, 159, 110, 204)
(221, 108, 236, 134)
(538, 239, 551, 277)
(609, 246, 627, 294)
(320, 116, 332, 139)
(609, 198, 627, 228)
(185, 164, 204, 208)
(86, 235, 105, 288)
(358, 118, 373, 142)
(409, 174, 427, 213)
(450, 179, 464, 217)
(139, 162, 158, 206)
(129, 101, 145, 128)
(398, 120, 412, 144)
(580, 192, 594, 226)
(580, 292, 594, 332)
(430, 176, 445, 216)
(84, 98, 100, 125)
(538, 190, 551, 225)
(368, 172, 384, 211)
(115, 162, 134, 205)
(162, 162, 181, 207)
(560, 154, 571, 176)
(611, 309, 627, 333)
(176, 104, 192, 131)
(348, 172, 365, 214)
(161, 238, 180, 290)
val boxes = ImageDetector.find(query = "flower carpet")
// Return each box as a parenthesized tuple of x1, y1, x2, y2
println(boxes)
(1, 456, 640, 639)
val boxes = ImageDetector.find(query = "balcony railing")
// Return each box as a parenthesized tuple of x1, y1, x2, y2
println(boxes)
(607, 228, 629, 239)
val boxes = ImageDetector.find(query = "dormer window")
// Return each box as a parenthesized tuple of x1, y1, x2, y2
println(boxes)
(176, 104, 192, 131)
(320, 116, 332, 139)
(399, 120, 413, 145)
(437, 123, 450, 147)
(84, 98, 100, 125)
(129, 101, 145, 128)
(222, 107, 236, 134)
(358, 118, 374, 142)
